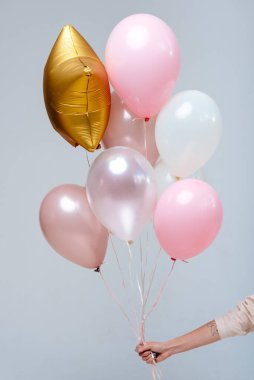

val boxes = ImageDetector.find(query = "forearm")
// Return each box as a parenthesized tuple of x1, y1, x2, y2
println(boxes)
(165, 320, 220, 355)
(137, 296, 254, 364)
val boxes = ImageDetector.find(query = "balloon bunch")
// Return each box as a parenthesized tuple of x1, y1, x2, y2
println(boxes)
(40, 14, 223, 379)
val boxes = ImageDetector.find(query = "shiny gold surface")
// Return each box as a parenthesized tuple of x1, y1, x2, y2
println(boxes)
(43, 25, 111, 152)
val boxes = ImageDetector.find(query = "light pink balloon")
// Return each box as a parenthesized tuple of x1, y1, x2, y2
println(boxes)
(39, 185, 108, 269)
(87, 147, 157, 241)
(154, 179, 223, 260)
(105, 14, 180, 118)
(102, 92, 159, 165)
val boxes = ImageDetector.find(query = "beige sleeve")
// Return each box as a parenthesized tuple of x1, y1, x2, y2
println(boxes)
(215, 295, 254, 339)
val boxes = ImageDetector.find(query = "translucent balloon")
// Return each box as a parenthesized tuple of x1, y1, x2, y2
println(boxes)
(102, 92, 159, 165)
(87, 147, 157, 241)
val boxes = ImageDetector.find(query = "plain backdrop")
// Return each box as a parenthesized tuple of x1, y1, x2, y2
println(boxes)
(0, 0, 254, 379)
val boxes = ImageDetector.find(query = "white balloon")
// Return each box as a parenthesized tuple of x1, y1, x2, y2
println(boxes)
(154, 160, 176, 195)
(155, 91, 222, 177)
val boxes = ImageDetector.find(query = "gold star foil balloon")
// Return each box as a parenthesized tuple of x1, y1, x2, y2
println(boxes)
(43, 25, 111, 152)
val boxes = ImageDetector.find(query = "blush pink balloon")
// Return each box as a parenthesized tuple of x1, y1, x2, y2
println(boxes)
(39, 185, 108, 269)
(102, 92, 159, 165)
(154, 179, 223, 260)
(105, 14, 180, 118)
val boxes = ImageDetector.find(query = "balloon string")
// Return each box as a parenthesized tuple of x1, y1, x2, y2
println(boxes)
(151, 362, 162, 380)
(99, 267, 137, 337)
(126, 241, 146, 342)
(152, 364, 157, 380)
(126, 241, 134, 290)
(138, 232, 153, 343)
(142, 231, 149, 297)
(143, 119, 148, 160)
(85, 151, 91, 168)
(139, 237, 146, 343)
(145, 260, 176, 321)
(110, 236, 127, 289)
(126, 242, 143, 301)
(110, 236, 139, 334)
(139, 237, 145, 299)
(143, 248, 162, 311)
(138, 241, 163, 379)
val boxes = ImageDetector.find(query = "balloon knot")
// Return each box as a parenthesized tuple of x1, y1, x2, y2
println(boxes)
(94, 266, 101, 273)
(96, 144, 101, 150)
(171, 257, 176, 262)
(144, 117, 150, 122)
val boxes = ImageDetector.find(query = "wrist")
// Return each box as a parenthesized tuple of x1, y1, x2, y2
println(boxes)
(164, 338, 183, 356)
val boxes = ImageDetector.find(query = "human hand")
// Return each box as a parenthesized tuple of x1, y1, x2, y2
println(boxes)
(135, 341, 172, 364)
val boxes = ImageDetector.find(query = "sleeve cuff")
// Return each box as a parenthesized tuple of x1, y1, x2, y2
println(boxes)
(215, 296, 254, 339)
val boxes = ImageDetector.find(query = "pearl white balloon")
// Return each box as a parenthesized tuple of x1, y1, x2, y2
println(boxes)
(155, 91, 222, 177)
(86, 147, 157, 242)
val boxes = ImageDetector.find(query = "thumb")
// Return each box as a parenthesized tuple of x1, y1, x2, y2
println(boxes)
(137, 341, 158, 354)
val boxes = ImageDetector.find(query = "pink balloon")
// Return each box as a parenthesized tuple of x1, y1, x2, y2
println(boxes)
(87, 147, 157, 241)
(39, 185, 108, 269)
(154, 180, 223, 260)
(102, 92, 159, 165)
(105, 14, 180, 118)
